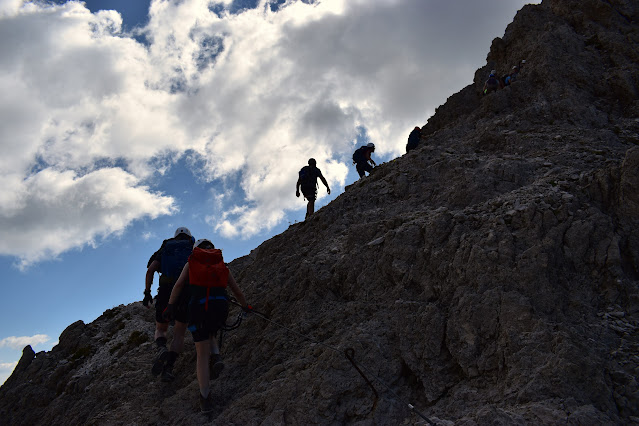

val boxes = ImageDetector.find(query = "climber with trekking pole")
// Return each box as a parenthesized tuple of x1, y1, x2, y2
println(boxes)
(164, 238, 252, 413)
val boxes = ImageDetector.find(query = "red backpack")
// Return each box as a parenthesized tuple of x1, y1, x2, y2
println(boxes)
(188, 247, 229, 310)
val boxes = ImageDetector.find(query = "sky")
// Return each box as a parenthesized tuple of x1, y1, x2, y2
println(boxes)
(0, 0, 539, 385)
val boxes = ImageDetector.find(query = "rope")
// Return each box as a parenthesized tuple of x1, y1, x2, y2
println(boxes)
(345, 347, 378, 413)
(218, 310, 244, 350)
(227, 299, 435, 425)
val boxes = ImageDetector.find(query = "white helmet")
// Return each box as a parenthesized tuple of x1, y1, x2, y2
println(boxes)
(367, 142, 375, 149)
(174, 227, 192, 238)
(194, 238, 214, 249)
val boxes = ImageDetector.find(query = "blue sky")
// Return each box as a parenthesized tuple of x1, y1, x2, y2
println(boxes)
(0, 0, 538, 384)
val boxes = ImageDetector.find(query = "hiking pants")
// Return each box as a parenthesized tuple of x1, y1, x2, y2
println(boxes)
(356, 161, 373, 178)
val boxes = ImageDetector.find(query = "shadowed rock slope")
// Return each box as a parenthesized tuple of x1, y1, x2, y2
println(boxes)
(2, 0, 638, 424)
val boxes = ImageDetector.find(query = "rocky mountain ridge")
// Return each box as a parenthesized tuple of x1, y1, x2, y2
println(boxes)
(2, 0, 639, 424)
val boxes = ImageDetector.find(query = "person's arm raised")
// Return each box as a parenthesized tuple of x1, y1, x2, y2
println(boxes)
(227, 272, 248, 308)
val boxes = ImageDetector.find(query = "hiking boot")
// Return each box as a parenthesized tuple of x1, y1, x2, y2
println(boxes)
(210, 354, 225, 380)
(161, 364, 175, 382)
(199, 393, 214, 413)
(151, 346, 168, 376)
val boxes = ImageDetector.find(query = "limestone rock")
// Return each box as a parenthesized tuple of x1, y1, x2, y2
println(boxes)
(1, 0, 639, 424)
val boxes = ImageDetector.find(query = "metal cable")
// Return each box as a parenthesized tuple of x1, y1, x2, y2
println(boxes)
(228, 300, 435, 425)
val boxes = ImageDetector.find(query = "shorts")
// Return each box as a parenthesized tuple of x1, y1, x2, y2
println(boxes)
(188, 298, 229, 343)
(356, 161, 373, 177)
(155, 275, 189, 324)
(301, 185, 317, 201)
(485, 84, 498, 94)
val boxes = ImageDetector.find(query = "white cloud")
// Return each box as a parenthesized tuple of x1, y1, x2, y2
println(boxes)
(0, 334, 50, 349)
(0, 0, 22, 16)
(0, 168, 176, 268)
(0, 0, 537, 261)
(0, 361, 18, 370)
(0, 361, 17, 385)
(141, 231, 155, 241)
(0, 2, 179, 265)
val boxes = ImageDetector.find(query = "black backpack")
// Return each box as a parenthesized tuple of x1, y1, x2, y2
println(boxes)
(160, 238, 193, 278)
(352, 146, 367, 163)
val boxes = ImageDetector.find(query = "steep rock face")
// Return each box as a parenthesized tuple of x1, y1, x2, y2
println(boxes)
(2, 0, 639, 424)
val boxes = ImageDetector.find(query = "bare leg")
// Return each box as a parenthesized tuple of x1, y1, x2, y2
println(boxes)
(306, 200, 315, 219)
(195, 340, 211, 397)
(170, 321, 187, 353)
(210, 336, 220, 355)
(209, 334, 225, 379)
(155, 321, 168, 340)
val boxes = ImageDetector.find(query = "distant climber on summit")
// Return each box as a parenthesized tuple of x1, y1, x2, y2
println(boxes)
(296, 158, 330, 220)
(143, 227, 194, 382)
(166, 238, 251, 413)
(352, 143, 377, 178)
(483, 70, 500, 95)
(505, 65, 520, 86)
(519, 59, 526, 70)
(502, 63, 523, 88)
(406, 126, 422, 152)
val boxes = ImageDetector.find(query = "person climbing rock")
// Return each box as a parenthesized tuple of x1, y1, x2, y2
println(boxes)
(166, 239, 250, 413)
(511, 64, 521, 82)
(296, 158, 330, 220)
(406, 126, 422, 152)
(483, 71, 500, 95)
(502, 65, 520, 87)
(143, 227, 194, 382)
(352, 143, 377, 178)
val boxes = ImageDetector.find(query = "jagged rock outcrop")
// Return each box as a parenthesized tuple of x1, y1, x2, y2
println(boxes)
(1, 0, 638, 424)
